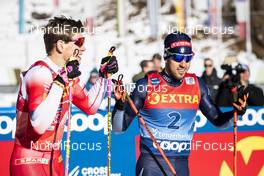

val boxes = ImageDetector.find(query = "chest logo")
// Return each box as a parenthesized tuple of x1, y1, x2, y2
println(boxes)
(150, 78, 160, 85)
(185, 77, 195, 85)
(148, 92, 199, 105)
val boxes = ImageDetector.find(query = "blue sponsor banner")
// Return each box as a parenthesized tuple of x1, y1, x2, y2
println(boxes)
(195, 107, 264, 133)
(0, 107, 140, 175)
(0, 107, 264, 175)
(65, 108, 139, 175)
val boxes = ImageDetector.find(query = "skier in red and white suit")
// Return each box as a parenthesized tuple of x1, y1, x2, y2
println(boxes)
(10, 16, 118, 176)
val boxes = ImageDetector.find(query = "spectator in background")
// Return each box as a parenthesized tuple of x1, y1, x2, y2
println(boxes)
(201, 58, 221, 103)
(239, 64, 264, 106)
(132, 60, 154, 83)
(86, 68, 99, 91)
(151, 53, 163, 72)
(216, 64, 264, 106)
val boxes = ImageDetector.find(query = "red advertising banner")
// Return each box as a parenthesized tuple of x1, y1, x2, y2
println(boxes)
(190, 131, 264, 176)
(135, 131, 264, 176)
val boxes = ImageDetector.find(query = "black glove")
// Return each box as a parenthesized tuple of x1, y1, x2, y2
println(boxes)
(99, 56, 118, 78)
(233, 86, 249, 115)
(53, 56, 81, 87)
(66, 59, 81, 79)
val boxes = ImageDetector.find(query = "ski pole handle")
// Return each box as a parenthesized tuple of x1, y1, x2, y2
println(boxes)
(108, 46, 116, 56)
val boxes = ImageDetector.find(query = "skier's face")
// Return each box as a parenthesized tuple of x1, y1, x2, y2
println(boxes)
(63, 33, 86, 62)
(166, 58, 190, 80)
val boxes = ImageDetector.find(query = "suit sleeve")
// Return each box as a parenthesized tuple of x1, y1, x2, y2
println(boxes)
(26, 66, 64, 134)
(112, 77, 148, 132)
(198, 77, 234, 128)
(72, 77, 107, 115)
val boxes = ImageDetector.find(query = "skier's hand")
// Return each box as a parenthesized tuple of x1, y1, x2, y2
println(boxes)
(65, 49, 81, 79)
(53, 49, 81, 87)
(99, 56, 118, 78)
(65, 58, 81, 79)
(233, 86, 249, 115)
(112, 74, 126, 110)
(113, 80, 126, 101)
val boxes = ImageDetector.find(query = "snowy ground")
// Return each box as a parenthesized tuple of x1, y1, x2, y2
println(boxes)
(0, 0, 263, 106)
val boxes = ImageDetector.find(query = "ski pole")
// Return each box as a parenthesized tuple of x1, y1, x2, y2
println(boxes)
(233, 110, 237, 176)
(107, 46, 116, 176)
(65, 84, 72, 176)
(125, 95, 176, 176)
(65, 49, 79, 176)
(231, 86, 238, 176)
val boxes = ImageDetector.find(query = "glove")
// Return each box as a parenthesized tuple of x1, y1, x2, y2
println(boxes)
(53, 53, 81, 87)
(232, 86, 249, 115)
(112, 76, 126, 110)
(66, 59, 81, 79)
(99, 56, 118, 78)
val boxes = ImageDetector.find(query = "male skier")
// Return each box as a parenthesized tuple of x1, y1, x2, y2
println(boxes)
(10, 16, 118, 176)
(112, 32, 248, 176)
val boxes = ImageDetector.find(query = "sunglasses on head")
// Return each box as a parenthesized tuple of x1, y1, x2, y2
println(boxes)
(71, 37, 85, 47)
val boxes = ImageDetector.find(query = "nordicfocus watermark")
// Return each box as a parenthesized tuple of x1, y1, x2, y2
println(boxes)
(108, 83, 169, 94)
(153, 140, 233, 153)
(30, 140, 102, 151)
(163, 25, 235, 35)
(29, 139, 233, 152)
(30, 24, 102, 35)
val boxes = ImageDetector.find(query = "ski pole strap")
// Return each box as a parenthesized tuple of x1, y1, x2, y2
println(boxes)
(108, 46, 116, 56)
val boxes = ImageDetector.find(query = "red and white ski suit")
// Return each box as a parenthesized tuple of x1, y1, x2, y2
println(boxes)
(10, 58, 107, 176)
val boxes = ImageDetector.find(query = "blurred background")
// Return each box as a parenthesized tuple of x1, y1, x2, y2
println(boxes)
(0, 0, 264, 106)
(0, 1, 264, 175)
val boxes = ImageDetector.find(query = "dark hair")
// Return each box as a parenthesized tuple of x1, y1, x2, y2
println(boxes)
(43, 16, 84, 55)
(204, 58, 213, 62)
(140, 60, 152, 70)
(152, 53, 162, 61)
